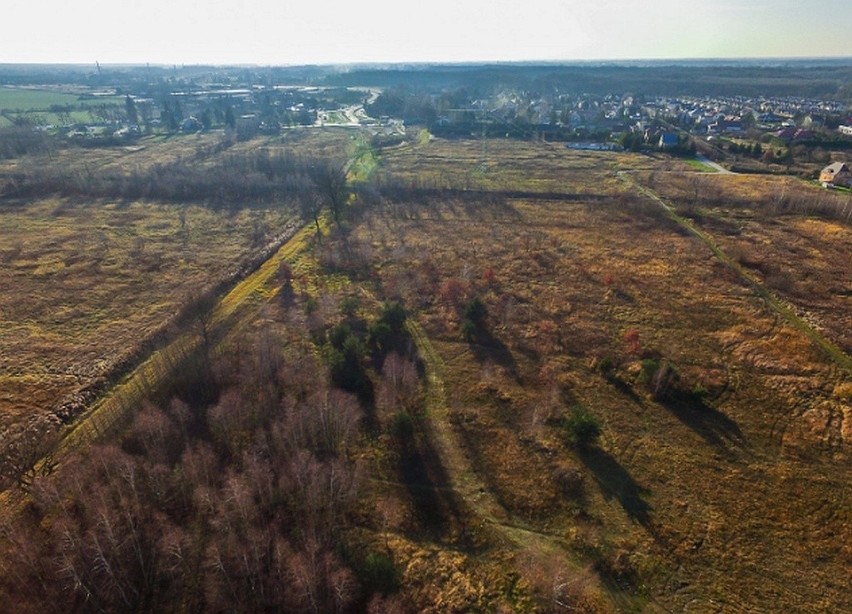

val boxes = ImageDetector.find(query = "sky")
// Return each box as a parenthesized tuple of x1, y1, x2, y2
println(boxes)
(3, 0, 850, 65)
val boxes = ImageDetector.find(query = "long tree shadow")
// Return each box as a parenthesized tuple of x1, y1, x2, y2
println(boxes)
(662, 392, 748, 459)
(468, 327, 519, 381)
(604, 373, 643, 405)
(578, 447, 652, 529)
(396, 422, 464, 541)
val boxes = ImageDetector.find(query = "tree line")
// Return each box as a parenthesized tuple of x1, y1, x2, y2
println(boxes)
(0, 145, 350, 212)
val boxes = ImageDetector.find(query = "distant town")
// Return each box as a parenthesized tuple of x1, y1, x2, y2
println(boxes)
(2, 61, 851, 184)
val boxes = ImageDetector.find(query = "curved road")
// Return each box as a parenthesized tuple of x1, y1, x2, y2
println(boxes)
(696, 153, 735, 174)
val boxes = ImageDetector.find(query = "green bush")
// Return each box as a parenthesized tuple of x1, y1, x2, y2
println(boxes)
(359, 552, 401, 595)
(368, 320, 393, 352)
(304, 295, 318, 315)
(638, 358, 680, 400)
(564, 407, 601, 449)
(368, 301, 408, 356)
(328, 322, 353, 350)
(460, 296, 488, 342)
(691, 383, 709, 400)
(325, 334, 368, 395)
(460, 318, 477, 342)
(340, 295, 360, 317)
(391, 412, 415, 440)
(378, 301, 407, 333)
(463, 296, 488, 326)
(596, 356, 615, 375)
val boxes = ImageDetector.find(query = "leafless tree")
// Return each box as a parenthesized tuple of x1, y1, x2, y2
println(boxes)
(378, 353, 420, 414)
(282, 389, 362, 458)
(309, 161, 349, 225)
(0, 414, 61, 492)
(299, 188, 324, 231)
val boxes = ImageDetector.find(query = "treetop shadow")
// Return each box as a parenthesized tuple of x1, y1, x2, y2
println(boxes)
(579, 447, 653, 529)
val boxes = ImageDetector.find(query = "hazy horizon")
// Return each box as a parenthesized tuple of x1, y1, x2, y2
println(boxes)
(3, 56, 852, 70)
(3, 0, 850, 66)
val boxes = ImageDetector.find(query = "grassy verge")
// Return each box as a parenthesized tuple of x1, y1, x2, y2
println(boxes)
(685, 158, 715, 172)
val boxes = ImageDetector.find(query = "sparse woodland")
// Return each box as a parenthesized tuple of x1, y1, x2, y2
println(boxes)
(0, 286, 422, 612)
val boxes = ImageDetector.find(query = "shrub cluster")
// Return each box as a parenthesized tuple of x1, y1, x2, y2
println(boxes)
(638, 358, 681, 401)
(0, 125, 53, 159)
(460, 296, 488, 342)
(321, 301, 412, 407)
(563, 406, 602, 449)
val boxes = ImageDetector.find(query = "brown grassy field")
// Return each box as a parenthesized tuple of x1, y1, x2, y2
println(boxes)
(332, 137, 852, 610)
(0, 130, 359, 429)
(635, 171, 852, 355)
(375, 137, 696, 194)
(0, 198, 294, 421)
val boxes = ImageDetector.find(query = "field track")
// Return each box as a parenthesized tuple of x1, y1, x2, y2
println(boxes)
(405, 318, 668, 612)
(0, 219, 311, 513)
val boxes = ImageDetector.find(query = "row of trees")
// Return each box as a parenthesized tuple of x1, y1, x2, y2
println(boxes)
(1, 145, 349, 214)
(671, 174, 852, 225)
(728, 141, 764, 157)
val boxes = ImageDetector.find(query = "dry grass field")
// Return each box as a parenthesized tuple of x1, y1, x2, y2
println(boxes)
(334, 137, 852, 610)
(0, 198, 293, 420)
(0, 130, 358, 429)
(636, 171, 852, 355)
(376, 137, 696, 194)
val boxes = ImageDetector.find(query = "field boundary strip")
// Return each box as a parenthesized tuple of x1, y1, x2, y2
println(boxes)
(60, 222, 315, 448)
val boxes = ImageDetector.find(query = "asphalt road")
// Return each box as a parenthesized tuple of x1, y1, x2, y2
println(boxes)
(697, 153, 735, 174)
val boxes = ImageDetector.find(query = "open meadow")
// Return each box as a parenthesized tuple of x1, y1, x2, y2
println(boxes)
(636, 171, 852, 354)
(1, 132, 850, 612)
(0, 85, 125, 127)
(337, 137, 852, 610)
(0, 198, 294, 420)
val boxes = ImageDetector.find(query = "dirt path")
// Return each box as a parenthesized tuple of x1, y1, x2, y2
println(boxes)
(405, 320, 508, 525)
(695, 154, 735, 174)
(404, 319, 656, 611)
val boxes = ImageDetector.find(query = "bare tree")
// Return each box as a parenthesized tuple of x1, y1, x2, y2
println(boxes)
(0, 414, 61, 492)
(184, 291, 218, 352)
(378, 353, 420, 414)
(49, 446, 173, 612)
(299, 189, 324, 232)
(309, 161, 349, 225)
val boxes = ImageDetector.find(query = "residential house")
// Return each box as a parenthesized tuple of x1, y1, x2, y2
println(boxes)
(774, 128, 815, 142)
(707, 117, 743, 134)
(819, 162, 852, 188)
(658, 133, 679, 150)
(180, 116, 202, 133)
